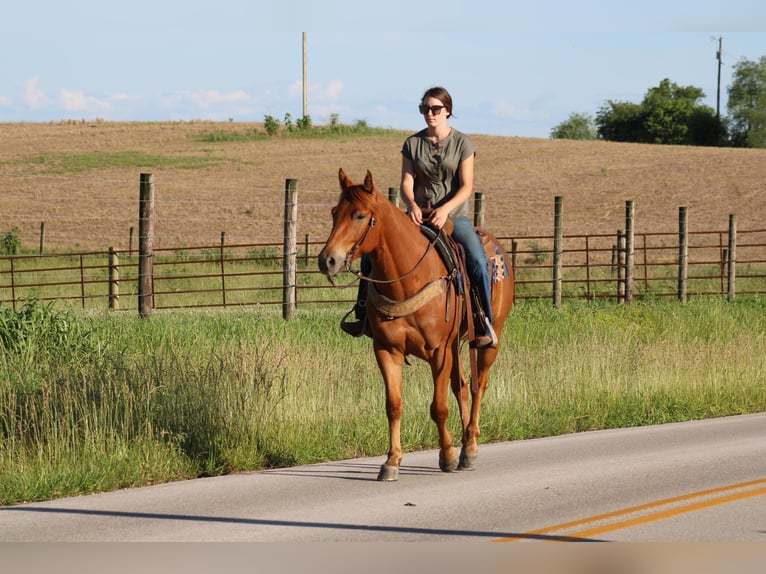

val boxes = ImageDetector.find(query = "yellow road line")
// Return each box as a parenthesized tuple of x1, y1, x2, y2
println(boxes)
(496, 477, 766, 542)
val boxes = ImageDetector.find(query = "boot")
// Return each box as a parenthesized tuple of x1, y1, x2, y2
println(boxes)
(472, 316, 498, 349)
(473, 321, 498, 349)
(340, 305, 369, 338)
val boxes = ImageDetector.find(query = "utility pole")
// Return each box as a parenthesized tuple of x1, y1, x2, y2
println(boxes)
(302, 32, 308, 119)
(716, 36, 723, 146)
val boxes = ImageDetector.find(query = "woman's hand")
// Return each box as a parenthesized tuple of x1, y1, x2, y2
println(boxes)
(407, 204, 424, 225)
(427, 206, 450, 229)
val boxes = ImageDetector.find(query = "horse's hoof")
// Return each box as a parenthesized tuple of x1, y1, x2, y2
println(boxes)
(439, 456, 460, 473)
(377, 465, 399, 482)
(458, 451, 478, 471)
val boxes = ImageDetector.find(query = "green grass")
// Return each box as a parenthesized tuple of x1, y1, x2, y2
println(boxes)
(23, 151, 222, 173)
(1, 297, 765, 505)
(195, 119, 400, 143)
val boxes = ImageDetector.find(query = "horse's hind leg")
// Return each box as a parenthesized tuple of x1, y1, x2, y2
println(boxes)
(374, 348, 405, 481)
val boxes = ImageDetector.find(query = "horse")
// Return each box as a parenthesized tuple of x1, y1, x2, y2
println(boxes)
(318, 169, 514, 481)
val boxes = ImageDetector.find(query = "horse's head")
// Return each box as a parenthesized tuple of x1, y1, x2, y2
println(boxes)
(317, 168, 379, 282)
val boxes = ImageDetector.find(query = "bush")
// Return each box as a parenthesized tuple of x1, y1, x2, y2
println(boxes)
(1, 227, 21, 255)
(263, 115, 280, 136)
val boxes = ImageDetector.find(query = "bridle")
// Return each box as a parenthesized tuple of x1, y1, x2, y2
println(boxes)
(341, 212, 442, 287)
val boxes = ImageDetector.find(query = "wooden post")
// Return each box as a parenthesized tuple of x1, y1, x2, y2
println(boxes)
(473, 192, 485, 228)
(617, 230, 625, 303)
(138, 173, 155, 317)
(79, 254, 86, 309)
(9, 257, 17, 311)
(304, 234, 310, 267)
(624, 200, 635, 304)
(283, 179, 298, 320)
(39, 222, 45, 254)
(109, 247, 119, 310)
(677, 206, 688, 303)
(584, 235, 591, 300)
(129, 226, 134, 262)
(552, 196, 563, 308)
(511, 240, 518, 304)
(388, 187, 399, 207)
(727, 214, 737, 302)
(220, 231, 227, 306)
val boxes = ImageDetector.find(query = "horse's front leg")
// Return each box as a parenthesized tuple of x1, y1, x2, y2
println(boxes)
(431, 346, 459, 473)
(374, 346, 405, 481)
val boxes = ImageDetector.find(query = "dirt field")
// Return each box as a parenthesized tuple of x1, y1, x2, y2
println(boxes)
(1, 121, 765, 252)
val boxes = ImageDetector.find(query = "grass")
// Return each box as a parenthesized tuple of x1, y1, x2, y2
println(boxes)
(195, 118, 396, 143)
(1, 296, 764, 506)
(24, 151, 222, 173)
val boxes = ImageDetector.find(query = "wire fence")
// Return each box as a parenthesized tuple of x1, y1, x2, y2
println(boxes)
(2, 172, 765, 313)
(2, 227, 764, 313)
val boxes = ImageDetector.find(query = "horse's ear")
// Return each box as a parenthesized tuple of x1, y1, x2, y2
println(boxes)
(363, 170, 374, 193)
(338, 168, 352, 190)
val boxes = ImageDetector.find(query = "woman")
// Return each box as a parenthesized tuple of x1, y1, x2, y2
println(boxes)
(343, 86, 497, 348)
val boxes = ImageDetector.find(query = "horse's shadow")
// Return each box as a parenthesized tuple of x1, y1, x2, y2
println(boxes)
(262, 461, 442, 482)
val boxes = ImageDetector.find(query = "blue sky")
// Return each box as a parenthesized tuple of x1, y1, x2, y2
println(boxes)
(2, 1, 764, 138)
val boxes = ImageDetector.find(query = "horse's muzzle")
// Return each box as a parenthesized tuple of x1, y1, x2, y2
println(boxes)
(317, 248, 346, 280)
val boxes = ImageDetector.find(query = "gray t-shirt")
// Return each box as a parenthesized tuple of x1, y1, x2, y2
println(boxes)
(401, 128, 475, 220)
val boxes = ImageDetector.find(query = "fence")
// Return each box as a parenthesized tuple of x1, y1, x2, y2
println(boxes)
(2, 175, 765, 314)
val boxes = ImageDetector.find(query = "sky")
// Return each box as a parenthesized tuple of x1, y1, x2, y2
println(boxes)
(1, 1, 765, 138)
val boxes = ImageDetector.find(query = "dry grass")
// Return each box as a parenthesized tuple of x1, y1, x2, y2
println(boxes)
(1, 121, 765, 251)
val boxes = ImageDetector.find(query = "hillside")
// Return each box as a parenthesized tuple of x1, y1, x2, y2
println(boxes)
(1, 121, 764, 251)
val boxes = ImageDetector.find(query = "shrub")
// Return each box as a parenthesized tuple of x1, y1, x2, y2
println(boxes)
(1, 227, 21, 255)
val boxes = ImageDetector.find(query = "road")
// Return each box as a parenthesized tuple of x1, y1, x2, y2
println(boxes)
(1, 413, 764, 544)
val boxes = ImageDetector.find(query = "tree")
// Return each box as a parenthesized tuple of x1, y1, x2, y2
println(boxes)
(596, 100, 645, 142)
(727, 56, 766, 148)
(550, 112, 598, 140)
(596, 78, 722, 146)
(642, 79, 707, 144)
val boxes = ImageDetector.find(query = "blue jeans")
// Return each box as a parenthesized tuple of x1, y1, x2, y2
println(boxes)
(452, 216, 493, 324)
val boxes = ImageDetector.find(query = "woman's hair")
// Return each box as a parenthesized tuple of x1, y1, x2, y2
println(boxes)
(421, 86, 453, 118)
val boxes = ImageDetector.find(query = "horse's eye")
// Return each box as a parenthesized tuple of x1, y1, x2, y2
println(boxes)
(354, 211, 367, 222)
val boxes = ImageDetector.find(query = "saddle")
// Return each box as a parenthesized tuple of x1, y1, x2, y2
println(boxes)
(418, 220, 490, 349)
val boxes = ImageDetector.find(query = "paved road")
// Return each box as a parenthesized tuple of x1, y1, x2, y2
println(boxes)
(1, 413, 764, 543)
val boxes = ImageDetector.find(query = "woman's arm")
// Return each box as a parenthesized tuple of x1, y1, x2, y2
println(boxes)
(428, 152, 474, 229)
(400, 155, 423, 225)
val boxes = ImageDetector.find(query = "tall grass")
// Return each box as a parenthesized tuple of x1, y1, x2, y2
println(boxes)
(1, 297, 764, 505)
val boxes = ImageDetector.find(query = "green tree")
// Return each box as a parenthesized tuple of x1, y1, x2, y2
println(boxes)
(596, 78, 722, 146)
(727, 56, 766, 148)
(596, 100, 645, 142)
(642, 79, 707, 144)
(550, 112, 598, 140)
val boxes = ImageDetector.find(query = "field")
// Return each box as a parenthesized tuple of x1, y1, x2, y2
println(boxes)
(2, 121, 766, 252)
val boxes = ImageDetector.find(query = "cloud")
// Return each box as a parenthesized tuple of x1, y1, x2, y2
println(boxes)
(60, 89, 112, 113)
(318, 80, 343, 102)
(24, 76, 46, 108)
(0, 95, 11, 107)
(288, 80, 343, 103)
(490, 100, 543, 121)
(111, 92, 145, 104)
(187, 89, 249, 108)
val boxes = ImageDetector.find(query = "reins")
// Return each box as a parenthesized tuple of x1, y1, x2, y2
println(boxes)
(344, 215, 444, 287)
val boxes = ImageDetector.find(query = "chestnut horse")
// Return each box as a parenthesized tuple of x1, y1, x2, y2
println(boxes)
(318, 169, 514, 481)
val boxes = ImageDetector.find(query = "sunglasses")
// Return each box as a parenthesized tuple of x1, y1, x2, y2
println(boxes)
(418, 104, 447, 116)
